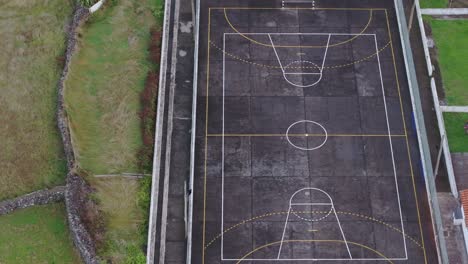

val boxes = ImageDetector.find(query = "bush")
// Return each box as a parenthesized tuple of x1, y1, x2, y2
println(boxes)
(78, 0, 98, 8)
(124, 245, 146, 264)
(137, 28, 161, 173)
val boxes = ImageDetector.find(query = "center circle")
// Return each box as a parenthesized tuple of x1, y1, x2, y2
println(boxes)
(286, 120, 328, 151)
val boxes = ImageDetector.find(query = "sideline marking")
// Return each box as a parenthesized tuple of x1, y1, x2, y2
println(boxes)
(224, 8, 372, 48)
(220, 32, 226, 259)
(385, 9, 428, 263)
(236, 240, 394, 263)
(374, 33, 408, 259)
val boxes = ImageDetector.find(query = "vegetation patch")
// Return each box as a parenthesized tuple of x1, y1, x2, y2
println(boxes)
(65, 0, 162, 261)
(65, 0, 156, 175)
(0, 203, 81, 263)
(0, 0, 71, 200)
(444, 112, 468, 153)
(429, 19, 468, 106)
(91, 177, 144, 263)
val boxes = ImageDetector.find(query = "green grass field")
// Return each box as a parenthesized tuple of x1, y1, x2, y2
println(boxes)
(0, 203, 81, 263)
(444, 113, 468, 153)
(0, 0, 71, 200)
(420, 0, 447, 8)
(428, 19, 468, 152)
(430, 19, 468, 106)
(65, 0, 156, 175)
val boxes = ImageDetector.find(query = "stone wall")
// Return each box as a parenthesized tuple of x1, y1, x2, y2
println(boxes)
(0, 186, 66, 216)
(56, 5, 100, 264)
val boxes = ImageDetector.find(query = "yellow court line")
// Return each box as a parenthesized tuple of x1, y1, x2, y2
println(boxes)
(223, 8, 373, 48)
(385, 9, 428, 263)
(235, 240, 394, 263)
(207, 133, 406, 137)
(211, 7, 387, 10)
(201, 8, 212, 264)
(204, 210, 424, 250)
(210, 39, 391, 70)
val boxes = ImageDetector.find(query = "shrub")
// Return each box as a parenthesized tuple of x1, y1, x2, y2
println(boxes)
(78, 0, 98, 8)
(125, 245, 146, 264)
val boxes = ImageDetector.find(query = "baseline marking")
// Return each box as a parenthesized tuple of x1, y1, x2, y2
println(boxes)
(207, 133, 406, 137)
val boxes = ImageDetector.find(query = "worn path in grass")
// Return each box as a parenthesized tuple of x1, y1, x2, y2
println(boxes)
(0, 203, 81, 263)
(0, 0, 72, 200)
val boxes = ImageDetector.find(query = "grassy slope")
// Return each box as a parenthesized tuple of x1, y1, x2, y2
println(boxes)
(0, 0, 71, 200)
(65, 0, 155, 175)
(0, 204, 81, 263)
(430, 20, 468, 152)
(420, 0, 447, 8)
(65, 0, 157, 261)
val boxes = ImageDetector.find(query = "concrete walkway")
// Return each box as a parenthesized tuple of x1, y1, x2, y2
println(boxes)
(453, 153, 468, 190)
(441, 105, 468, 113)
(438, 192, 468, 264)
(421, 8, 468, 15)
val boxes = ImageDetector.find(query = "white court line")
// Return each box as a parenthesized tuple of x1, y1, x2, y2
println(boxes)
(277, 188, 352, 259)
(269, 34, 331, 88)
(320, 35, 331, 70)
(277, 205, 292, 259)
(285, 120, 328, 150)
(224, 32, 377, 36)
(220, 33, 407, 261)
(333, 205, 353, 259)
(222, 258, 409, 261)
(290, 202, 332, 206)
(268, 34, 286, 74)
(284, 72, 321, 75)
(221, 33, 226, 260)
(373, 34, 408, 259)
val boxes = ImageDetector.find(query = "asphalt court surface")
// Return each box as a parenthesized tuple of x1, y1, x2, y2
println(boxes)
(192, 0, 438, 263)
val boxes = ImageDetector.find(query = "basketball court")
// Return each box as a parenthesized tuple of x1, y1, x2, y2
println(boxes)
(191, 0, 438, 263)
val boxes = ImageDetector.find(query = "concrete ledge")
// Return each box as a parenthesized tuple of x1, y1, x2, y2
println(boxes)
(146, 0, 174, 262)
(441, 105, 468, 113)
(89, 0, 105, 13)
(421, 8, 468, 15)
